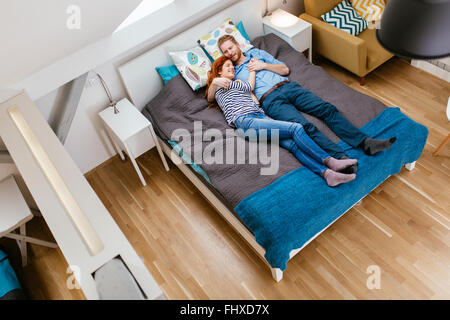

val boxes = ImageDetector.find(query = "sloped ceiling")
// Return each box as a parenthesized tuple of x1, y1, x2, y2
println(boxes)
(0, 0, 142, 88)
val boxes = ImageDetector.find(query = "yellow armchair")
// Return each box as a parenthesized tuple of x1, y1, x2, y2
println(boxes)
(300, 0, 394, 84)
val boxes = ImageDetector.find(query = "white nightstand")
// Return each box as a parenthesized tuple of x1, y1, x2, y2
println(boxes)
(99, 98, 169, 186)
(263, 9, 312, 62)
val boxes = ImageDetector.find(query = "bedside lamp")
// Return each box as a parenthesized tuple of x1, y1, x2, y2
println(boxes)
(270, 7, 299, 28)
(97, 73, 119, 114)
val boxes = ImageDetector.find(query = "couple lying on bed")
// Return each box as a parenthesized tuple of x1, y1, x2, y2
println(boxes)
(205, 35, 396, 187)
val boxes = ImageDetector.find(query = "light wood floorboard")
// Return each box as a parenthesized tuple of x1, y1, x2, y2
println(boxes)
(3, 57, 449, 300)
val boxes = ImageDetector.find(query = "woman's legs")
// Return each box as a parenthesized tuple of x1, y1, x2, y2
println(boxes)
(234, 114, 357, 185)
(279, 138, 327, 176)
(236, 114, 328, 160)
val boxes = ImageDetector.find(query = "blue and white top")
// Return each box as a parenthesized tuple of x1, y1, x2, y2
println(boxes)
(234, 48, 289, 100)
(215, 80, 264, 127)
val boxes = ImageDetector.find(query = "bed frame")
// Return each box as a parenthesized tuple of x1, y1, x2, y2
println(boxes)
(116, 14, 416, 281)
(159, 138, 415, 281)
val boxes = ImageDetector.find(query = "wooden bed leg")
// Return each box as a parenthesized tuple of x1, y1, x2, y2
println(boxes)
(271, 268, 283, 282)
(359, 76, 365, 86)
(405, 161, 416, 171)
(433, 134, 450, 156)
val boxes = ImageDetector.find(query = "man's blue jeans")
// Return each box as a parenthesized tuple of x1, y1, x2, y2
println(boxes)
(234, 112, 329, 176)
(261, 82, 368, 159)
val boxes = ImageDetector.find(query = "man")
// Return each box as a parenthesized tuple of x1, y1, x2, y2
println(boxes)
(207, 35, 396, 173)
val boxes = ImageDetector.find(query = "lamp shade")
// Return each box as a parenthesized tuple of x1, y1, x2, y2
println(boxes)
(376, 0, 450, 59)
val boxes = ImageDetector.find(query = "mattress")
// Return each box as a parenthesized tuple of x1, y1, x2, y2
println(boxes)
(142, 33, 428, 270)
(143, 33, 387, 208)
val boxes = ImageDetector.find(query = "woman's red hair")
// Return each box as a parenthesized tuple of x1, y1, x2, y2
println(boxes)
(204, 56, 231, 110)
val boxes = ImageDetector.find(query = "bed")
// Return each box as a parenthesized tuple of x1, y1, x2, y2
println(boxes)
(119, 33, 428, 281)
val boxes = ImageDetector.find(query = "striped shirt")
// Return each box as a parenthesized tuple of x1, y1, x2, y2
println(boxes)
(215, 80, 265, 127)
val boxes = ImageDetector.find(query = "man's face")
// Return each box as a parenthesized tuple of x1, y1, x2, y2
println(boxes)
(220, 40, 242, 63)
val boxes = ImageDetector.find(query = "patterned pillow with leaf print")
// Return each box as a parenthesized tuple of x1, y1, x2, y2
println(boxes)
(197, 18, 253, 61)
(169, 46, 212, 91)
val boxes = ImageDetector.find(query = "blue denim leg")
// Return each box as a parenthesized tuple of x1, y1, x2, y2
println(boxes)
(261, 87, 347, 159)
(280, 139, 327, 176)
(284, 82, 368, 147)
(263, 82, 368, 149)
(235, 113, 330, 176)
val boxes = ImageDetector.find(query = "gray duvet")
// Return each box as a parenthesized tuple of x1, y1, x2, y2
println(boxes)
(143, 33, 386, 208)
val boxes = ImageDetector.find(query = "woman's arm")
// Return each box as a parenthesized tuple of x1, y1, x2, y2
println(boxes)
(207, 78, 231, 102)
(248, 70, 256, 90)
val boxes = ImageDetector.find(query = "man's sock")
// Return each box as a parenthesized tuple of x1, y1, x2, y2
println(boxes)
(339, 155, 358, 174)
(361, 137, 396, 156)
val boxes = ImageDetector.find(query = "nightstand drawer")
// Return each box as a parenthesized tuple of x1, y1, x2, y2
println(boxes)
(263, 24, 311, 53)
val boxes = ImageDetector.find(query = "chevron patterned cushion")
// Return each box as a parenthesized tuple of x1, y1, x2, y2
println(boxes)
(350, 0, 386, 22)
(321, 0, 368, 36)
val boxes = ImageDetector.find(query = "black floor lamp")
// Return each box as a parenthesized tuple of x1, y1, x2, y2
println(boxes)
(376, 0, 450, 59)
(376, 0, 450, 156)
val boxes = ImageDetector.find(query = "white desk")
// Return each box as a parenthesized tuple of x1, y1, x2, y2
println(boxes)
(0, 175, 57, 266)
(99, 98, 169, 186)
(0, 92, 164, 299)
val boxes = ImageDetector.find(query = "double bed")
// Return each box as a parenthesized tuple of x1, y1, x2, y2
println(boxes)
(119, 33, 428, 281)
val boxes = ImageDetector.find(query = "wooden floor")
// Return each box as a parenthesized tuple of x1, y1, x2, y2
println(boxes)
(5, 57, 449, 300)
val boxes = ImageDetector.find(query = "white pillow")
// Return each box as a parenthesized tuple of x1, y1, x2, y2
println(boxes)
(169, 46, 212, 91)
(197, 18, 253, 61)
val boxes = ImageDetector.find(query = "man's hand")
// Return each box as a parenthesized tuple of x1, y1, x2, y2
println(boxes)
(212, 77, 231, 89)
(248, 58, 266, 72)
(249, 57, 290, 76)
(207, 77, 231, 102)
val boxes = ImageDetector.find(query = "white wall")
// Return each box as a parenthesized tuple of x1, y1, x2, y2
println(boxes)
(411, 57, 450, 83)
(267, 0, 305, 16)
(33, 0, 264, 174)
(0, 136, 5, 151)
(0, 0, 142, 89)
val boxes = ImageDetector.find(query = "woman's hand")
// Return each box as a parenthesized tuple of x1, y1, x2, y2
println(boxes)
(248, 58, 266, 72)
(212, 77, 231, 89)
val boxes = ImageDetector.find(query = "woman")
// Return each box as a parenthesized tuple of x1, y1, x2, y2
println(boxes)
(206, 56, 358, 187)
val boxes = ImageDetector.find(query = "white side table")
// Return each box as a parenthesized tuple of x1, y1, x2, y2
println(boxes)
(99, 98, 169, 186)
(0, 175, 58, 267)
(263, 9, 312, 62)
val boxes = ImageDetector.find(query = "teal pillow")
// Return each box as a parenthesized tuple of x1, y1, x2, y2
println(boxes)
(167, 140, 213, 186)
(155, 65, 180, 84)
(236, 21, 250, 42)
(200, 46, 215, 63)
(321, 0, 367, 36)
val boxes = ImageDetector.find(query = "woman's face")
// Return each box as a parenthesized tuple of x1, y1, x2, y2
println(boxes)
(218, 59, 235, 79)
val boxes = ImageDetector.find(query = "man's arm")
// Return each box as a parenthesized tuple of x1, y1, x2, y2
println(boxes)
(249, 58, 289, 76)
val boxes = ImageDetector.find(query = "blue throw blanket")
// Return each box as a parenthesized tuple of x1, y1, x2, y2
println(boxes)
(0, 249, 21, 298)
(234, 107, 428, 271)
